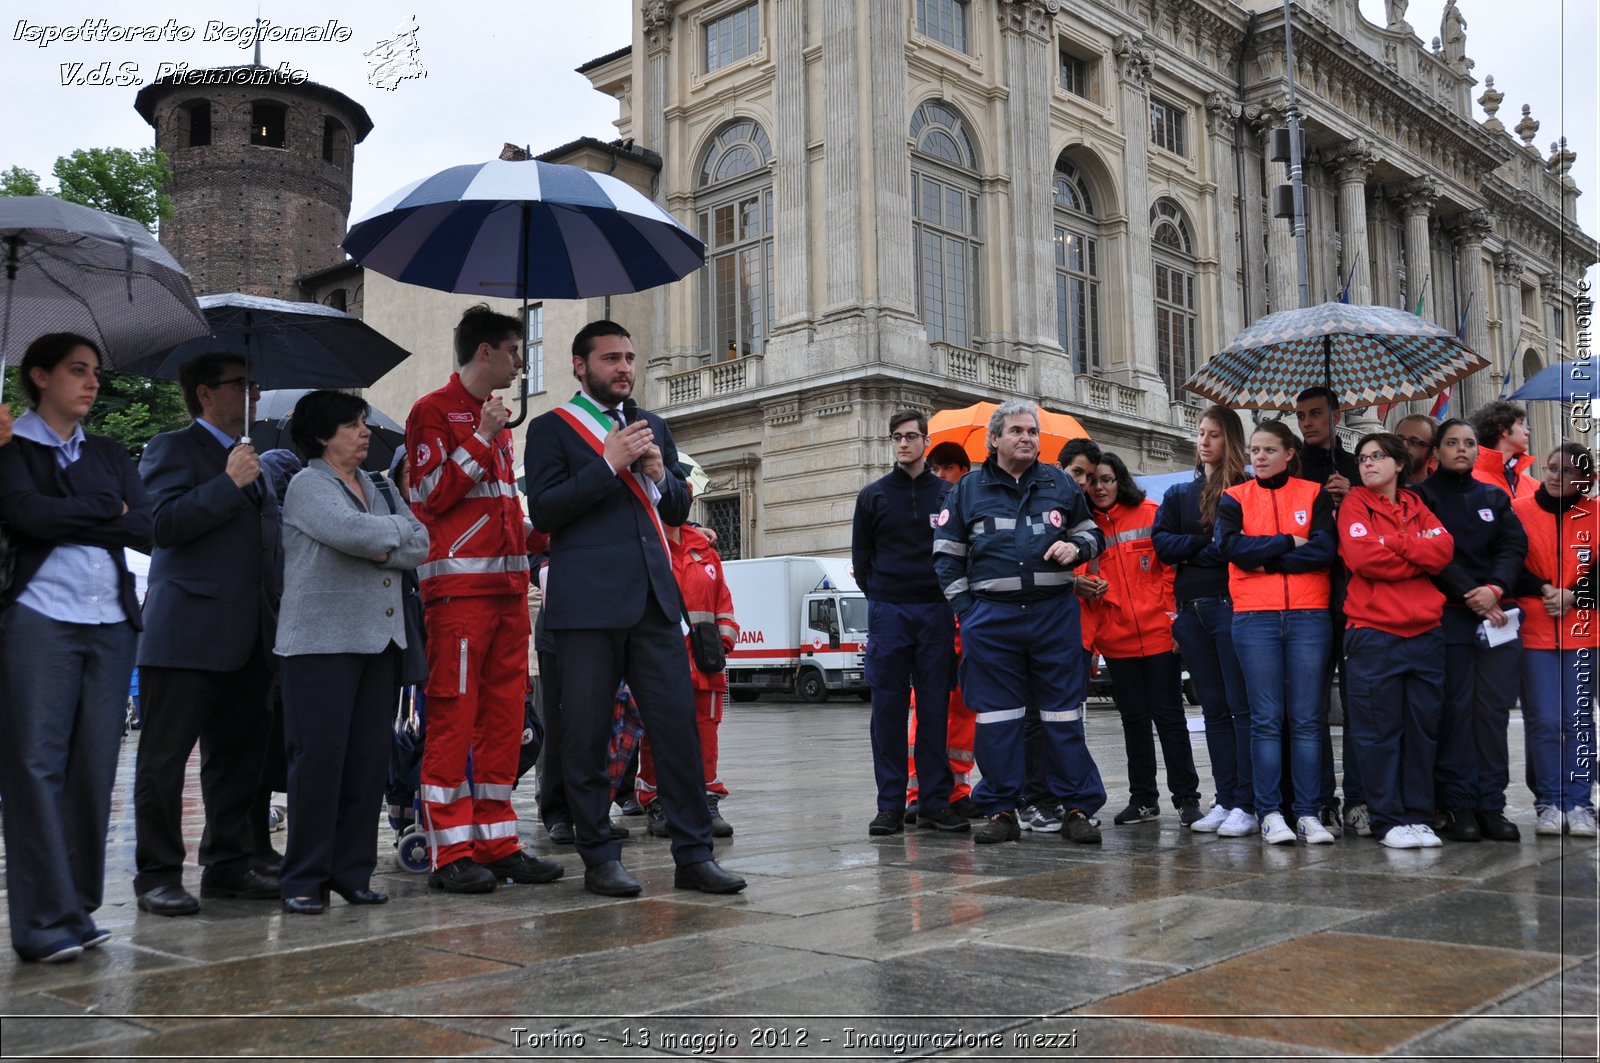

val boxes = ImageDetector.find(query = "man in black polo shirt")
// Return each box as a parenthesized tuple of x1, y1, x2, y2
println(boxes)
(851, 410, 966, 836)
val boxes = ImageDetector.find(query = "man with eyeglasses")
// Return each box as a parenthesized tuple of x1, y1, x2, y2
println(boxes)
(852, 410, 966, 835)
(1395, 414, 1439, 480)
(132, 353, 283, 916)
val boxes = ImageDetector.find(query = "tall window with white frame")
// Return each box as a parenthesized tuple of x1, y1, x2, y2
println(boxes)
(525, 303, 545, 395)
(1149, 96, 1186, 157)
(1152, 198, 1198, 401)
(911, 101, 981, 349)
(1053, 159, 1101, 374)
(695, 119, 774, 361)
(916, 0, 968, 53)
(704, 2, 760, 73)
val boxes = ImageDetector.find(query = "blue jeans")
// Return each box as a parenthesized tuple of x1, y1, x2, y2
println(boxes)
(1175, 597, 1253, 812)
(1523, 648, 1598, 812)
(1232, 610, 1331, 819)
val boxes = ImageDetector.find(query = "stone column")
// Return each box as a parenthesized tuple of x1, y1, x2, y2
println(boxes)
(998, 0, 1056, 352)
(1251, 101, 1297, 315)
(1113, 33, 1167, 406)
(866, 0, 913, 315)
(1330, 140, 1376, 304)
(1449, 209, 1495, 413)
(1394, 177, 1438, 319)
(1494, 251, 1525, 387)
(1205, 92, 1244, 340)
(821, 0, 859, 312)
(771, 0, 809, 326)
(642, 1, 676, 398)
(1541, 270, 1566, 357)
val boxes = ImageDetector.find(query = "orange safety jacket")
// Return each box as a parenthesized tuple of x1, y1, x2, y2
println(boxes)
(1337, 485, 1455, 637)
(1217, 472, 1335, 613)
(672, 523, 738, 692)
(1472, 446, 1541, 500)
(1086, 499, 1175, 658)
(405, 374, 531, 603)
(1512, 490, 1600, 651)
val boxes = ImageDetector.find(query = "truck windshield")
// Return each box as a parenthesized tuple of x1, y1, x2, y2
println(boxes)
(840, 596, 869, 634)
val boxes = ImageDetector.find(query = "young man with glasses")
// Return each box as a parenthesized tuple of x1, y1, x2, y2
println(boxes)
(851, 410, 966, 835)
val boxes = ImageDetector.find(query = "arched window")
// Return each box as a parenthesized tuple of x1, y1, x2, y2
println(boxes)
(250, 101, 286, 148)
(695, 119, 773, 359)
(911, 101, 980, 348)
(1053, 158, 1101, 373)
(1151, 198, 1197, 399)
(185, 101, 211, 147)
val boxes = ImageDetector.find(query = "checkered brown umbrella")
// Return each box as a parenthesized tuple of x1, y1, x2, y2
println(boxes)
(1183, 302, 1488, 412)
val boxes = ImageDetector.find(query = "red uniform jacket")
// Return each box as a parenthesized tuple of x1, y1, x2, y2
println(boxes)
(405, 374, 531, 602)
(1472, 446, 1540, 500)
(1338, 485, 1454, 637)
(1512, 491, 1599, 651)
(672, 523, 738, 692)
(1086, 499, 1175, 658)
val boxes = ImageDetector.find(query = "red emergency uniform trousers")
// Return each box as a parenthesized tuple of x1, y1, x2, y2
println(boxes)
(638, 690, 728, 804)
(419, 594, 531, 868)
(906, 684, 977, 803)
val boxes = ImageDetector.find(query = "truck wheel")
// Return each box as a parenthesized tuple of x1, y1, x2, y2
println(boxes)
(730, 689, 761, 703)
(796, 670, 828, 703)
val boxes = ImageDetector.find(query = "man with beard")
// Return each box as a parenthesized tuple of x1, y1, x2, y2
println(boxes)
(932, 400, 1108, 845)
(405, 305, 563, 895)
(524, 320, 745, 898)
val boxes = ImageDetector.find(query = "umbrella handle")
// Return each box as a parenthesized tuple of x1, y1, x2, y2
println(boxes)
(506, 356, 532, 430)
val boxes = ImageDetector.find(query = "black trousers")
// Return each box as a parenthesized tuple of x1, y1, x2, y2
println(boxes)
(132, 649, 272, 894)
(551, 613, 713, 868)
(279, 649, 398, 899)
(535, 649, 569, 828)
(1104, 652, 1201, 807)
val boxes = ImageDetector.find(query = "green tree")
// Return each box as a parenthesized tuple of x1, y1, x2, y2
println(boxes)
(2, 147, 186, 456)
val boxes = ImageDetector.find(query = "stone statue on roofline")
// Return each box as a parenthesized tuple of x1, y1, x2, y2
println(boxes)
(1441, 0, 1467, 67)
(1385, 0, 1411, 33)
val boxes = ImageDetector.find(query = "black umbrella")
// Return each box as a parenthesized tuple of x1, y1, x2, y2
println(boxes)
(0, 195, 209, 401)
(127, 292, 415, 390)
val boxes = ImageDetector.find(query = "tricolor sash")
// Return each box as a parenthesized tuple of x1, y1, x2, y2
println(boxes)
(552, 393, 672, 559)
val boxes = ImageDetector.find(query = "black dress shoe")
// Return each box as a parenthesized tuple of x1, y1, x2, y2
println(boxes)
(331, 887, 389, 905)
(482, 850, 564, 884)
(673, 859, 747, 894)
(136, 884, 200, 917)
(199, 868, 280, 900)
(583, 859, 642, 897)
(547, 820, 576, 844)
(428, 857, 497, 894)
(282, 896, 326, 915)
(1439, 809, 1482, 843)
(1477, 810, 1522, 842)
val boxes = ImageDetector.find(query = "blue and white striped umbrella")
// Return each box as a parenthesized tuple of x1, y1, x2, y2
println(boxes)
(342, 159, 705, 300)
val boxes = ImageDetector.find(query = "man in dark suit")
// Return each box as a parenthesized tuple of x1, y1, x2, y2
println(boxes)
(132, 353, 283, 915)
(524, 320, 744, 897)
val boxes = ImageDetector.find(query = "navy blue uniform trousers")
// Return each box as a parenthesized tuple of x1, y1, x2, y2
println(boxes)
(866, 600, 956, 812)
(1343, 625, 1445, 838)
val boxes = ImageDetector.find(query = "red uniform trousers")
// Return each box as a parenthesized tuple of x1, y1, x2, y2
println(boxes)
(637, 689, 728, 805)
(907, 683, 977, 803)
(419, 594, 530, 867)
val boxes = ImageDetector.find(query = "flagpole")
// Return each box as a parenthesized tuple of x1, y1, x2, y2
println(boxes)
(1281, 0, 1311, 308)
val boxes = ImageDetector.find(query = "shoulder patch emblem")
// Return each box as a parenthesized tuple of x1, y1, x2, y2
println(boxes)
(936, 509, 950, 527)
(1294, 510, 1308, 525)
(704, 563, 718, 579)
(415, 442, 432, 466)
(1349, 522, 1368, 537)
(1478, 508, 1494, 521)
(1048, 509, 1063, 528)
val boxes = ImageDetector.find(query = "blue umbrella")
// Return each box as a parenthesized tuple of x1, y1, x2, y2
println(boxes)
(1510, 356, 1597, 403)
(341, 159, 706, 300)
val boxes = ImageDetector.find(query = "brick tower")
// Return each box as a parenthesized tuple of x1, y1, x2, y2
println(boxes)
(134, 67, 373, 299)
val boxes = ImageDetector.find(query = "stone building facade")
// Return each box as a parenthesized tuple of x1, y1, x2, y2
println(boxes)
(557, 0, 1595, 558)
(135, 68, 372, 302)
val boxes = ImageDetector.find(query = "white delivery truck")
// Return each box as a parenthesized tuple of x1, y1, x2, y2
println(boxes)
(722, 555, 870, 703)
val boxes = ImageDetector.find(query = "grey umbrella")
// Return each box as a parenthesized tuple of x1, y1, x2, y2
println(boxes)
(0, 195, 209, 402)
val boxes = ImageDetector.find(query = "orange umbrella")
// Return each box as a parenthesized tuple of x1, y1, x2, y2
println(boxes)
(927, 401, 1091, 464)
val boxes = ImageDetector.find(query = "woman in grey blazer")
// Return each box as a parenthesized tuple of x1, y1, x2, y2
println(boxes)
(277, 391, 429, 914)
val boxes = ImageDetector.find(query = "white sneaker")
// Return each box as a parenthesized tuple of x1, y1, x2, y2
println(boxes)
(1535, 804, 1564, 835)
(1381, 824, 1421, 849)
(1566, 806, 1598, 837)
(1216, 808, 1259, 837)
(1296, 815, 1335, 845)
(1260, 812, 1295, 845)
(1411, 823, 1443, 848)
(1189, 804, 1230, 833)
(1344, 804, 1372, 837)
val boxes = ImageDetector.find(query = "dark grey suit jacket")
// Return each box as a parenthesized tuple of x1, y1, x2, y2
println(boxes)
(137, 421, 283, 671)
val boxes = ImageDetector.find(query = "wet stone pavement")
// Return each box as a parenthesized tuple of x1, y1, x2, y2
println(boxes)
(1, 699, 1596, 1061)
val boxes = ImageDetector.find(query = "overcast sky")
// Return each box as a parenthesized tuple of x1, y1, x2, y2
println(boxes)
(4, 1, 1594, 274)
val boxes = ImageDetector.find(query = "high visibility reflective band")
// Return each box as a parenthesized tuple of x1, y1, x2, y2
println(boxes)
(975, 707, 1026, 724)
(1111, 525, 1154, 546)
(474, 783, 514, 801)
(417, 554, 532, 581)
(1067, 518, 1098, 542)
(717, 622, 738, 640)
(687, 610, 717, 623)
(634, 778, 658, 795)
(943, 577, 970, 597)
(1034, 571, 1075, 586)
(972, 576, 1022, 592)
(969, 516, 1017, 535)
(953, 771, 972, 783)
(474, 820, 518, 840)
(948, 747, 974, 761)
(932, 539, 969, 556)
(422, 782, 471, 804)
(464, 480, 517, 499)
(1039, 707, 1083, 723)
(411, 465, 445, 504)
(427, 824, 476, 847)
(451, 447, 486, 482)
